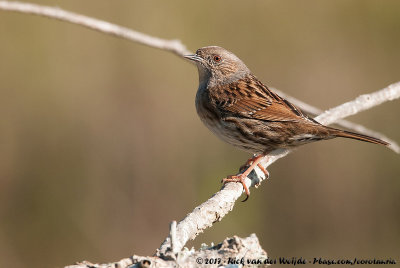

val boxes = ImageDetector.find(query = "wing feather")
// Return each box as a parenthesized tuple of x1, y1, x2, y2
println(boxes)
(212, 75, 310, 123)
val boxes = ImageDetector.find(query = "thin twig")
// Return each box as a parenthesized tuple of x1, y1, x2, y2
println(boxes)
(169, 221, 178, 255)
(316, 82, 400, 125)
(0, 1, 398, 152)
(159, 81, 400, 254)
(0, 1, 191, 56)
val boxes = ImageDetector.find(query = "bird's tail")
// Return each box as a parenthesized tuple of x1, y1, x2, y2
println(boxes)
(329, 128, 389, 146)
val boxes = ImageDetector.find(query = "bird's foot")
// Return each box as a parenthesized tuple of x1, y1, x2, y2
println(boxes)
(240, 155, 270, 179)
(256, 163, 270, 179)
(222, 174, 250, 202)
(223, 154, 268, 202)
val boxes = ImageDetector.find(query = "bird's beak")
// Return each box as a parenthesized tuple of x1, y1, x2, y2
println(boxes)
(183, 54, 203, 62)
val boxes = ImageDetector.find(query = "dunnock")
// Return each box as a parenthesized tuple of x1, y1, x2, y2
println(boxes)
(185, 46, 388, 201)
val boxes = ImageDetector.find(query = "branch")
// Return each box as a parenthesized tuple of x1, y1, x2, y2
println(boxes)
(0, 1, 191, 56)
(159, 81, 400, 255)
(1, 1, 398, 152)
(66, 235, 267, 268)
(316, 82, 400, 125)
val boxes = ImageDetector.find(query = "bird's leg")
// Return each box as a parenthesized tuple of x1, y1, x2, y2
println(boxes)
(240, 155, 270, 179)
(256, 163, 270, 179)
(222, 154, 265, 202)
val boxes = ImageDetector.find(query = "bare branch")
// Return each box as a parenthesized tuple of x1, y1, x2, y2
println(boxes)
(1, 1, 397, 150)
(316, 82, 400, 124)
(159, 81, 400, 254)
(0, 1, 191, 56)
(66, 235, 267, 268)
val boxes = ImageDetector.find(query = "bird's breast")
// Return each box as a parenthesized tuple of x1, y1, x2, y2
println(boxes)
(195, 86, 264, 154)
(195, 86, 220, 130)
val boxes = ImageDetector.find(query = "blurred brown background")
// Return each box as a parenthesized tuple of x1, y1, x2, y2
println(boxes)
(1, 1, 399, 267)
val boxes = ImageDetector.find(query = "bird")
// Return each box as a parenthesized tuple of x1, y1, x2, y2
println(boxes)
(184, 46, 389, 201)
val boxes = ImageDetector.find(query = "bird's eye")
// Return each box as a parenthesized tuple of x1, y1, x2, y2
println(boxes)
(213, 55, 222, 62)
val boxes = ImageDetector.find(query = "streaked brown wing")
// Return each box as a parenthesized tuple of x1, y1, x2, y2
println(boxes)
(213, 75, 308, 122)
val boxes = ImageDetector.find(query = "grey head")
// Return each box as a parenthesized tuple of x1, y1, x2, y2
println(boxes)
(184, 46, 251, 88)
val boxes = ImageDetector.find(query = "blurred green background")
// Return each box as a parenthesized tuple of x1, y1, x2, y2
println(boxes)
(1, 1, 399, 267)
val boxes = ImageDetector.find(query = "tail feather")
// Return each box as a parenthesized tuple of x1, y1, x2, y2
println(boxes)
(330, 128, 389, 146)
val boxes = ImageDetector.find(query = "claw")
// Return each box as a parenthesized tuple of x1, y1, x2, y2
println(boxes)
(222, 154, 268, 202)
(222, 174, 250, 202)
(257, 163, 270, 179)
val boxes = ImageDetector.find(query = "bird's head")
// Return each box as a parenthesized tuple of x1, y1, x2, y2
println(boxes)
(184, 46, 251, 87)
